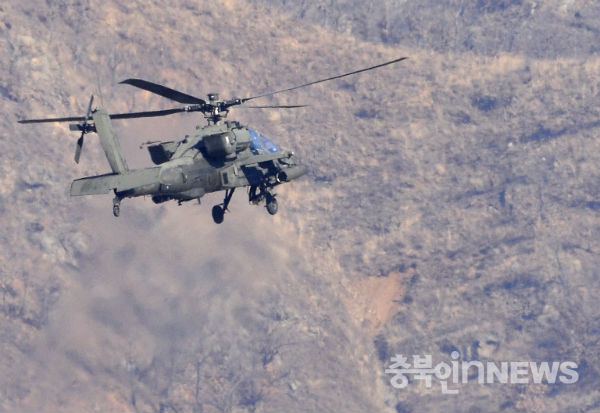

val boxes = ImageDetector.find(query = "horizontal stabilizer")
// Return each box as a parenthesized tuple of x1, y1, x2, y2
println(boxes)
(71, 174, 118, 196)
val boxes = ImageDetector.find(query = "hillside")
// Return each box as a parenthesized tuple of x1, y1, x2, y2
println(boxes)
(2, 1, 600, 412)
(252, 0, 600, 58)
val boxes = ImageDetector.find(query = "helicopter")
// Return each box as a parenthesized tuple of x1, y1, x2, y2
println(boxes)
(19, 56, 408, 223)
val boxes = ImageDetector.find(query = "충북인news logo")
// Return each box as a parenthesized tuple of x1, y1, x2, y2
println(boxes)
(385, 352, 578, 394)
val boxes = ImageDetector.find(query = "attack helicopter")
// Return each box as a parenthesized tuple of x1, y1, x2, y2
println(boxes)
(19, 57, 407, 223)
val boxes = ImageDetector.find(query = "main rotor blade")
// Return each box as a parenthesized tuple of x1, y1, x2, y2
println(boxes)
(19, 107, 195, 124)
(120, 78, 206, 105)
(243, 104, 309, 109)
(19, 115, 87, 123)
(108, 107, 193, 119)
(243, 56, 408, 102)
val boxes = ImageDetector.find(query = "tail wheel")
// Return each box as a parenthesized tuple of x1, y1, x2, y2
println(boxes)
(112, 197, 121, 217)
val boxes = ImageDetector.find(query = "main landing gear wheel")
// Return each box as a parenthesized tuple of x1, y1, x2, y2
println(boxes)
(212, 205, 224, 224)
(266, 195, 278, 215)
(212, 188, 235, 224)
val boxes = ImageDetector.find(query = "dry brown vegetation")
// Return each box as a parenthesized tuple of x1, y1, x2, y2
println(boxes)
(2, 0, 600, 412)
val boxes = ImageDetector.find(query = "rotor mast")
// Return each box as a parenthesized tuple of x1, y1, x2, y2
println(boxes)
(206, 93, 230, 124)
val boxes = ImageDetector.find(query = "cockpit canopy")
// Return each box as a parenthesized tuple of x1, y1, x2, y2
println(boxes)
(248, 129, 280, 155)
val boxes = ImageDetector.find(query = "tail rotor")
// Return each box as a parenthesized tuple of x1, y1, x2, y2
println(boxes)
(73, 95, 94, 163)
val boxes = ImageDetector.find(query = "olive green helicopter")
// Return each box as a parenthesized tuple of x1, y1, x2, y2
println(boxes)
(19, 57, 407, 223)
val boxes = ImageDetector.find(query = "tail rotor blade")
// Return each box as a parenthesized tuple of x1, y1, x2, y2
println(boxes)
(85, 95, 94, 118)
(74, 95, 94, 164)
(74, 134, 84, 164)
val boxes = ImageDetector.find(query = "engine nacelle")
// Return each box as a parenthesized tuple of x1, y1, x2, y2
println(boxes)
(147, 141, 178, 165)
(203, 132, 235, 158)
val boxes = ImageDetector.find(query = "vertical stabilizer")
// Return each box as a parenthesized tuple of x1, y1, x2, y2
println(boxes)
(92, 108, 128, 173)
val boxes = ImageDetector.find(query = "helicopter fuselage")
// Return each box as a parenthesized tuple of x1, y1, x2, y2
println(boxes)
(66, 109, 305, 221)
(67, 116, 305, 222)
(139, 120, 305, 203)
